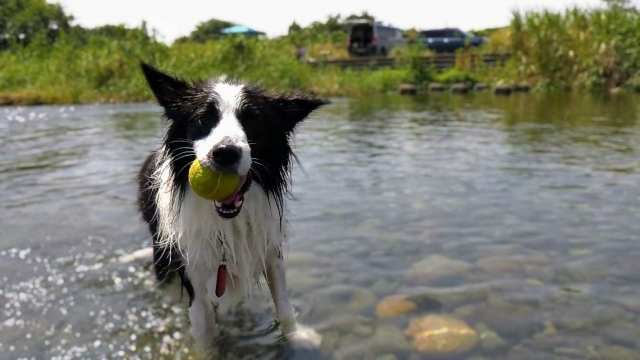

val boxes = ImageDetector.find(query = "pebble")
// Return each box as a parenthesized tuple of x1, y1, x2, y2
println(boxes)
(398, 84, 417, 95)
(406, 254, 472, 283)
(596, 345, 640, 360)
(320, 331, 340, 356)
(375, 295, 417, 318)
(404, 315, 478, 355)
(370, 325, 411, 351)
(475, 256, 522, 275)
(475, 322, 508, 350)
(315, 285, 377, 314)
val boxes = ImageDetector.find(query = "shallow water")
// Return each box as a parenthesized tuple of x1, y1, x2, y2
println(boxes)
(2, 93, 640, 360)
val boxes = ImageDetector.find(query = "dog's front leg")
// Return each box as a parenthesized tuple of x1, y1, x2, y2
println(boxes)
(265, 249, 321, 349)
(187, 274, 219, 351)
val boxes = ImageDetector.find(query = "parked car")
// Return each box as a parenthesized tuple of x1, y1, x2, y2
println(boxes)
(346, 19, 406, 57)
(416, 28, 486, 53)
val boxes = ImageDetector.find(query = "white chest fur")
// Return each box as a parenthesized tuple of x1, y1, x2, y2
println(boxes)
(154, 159, 288, 310)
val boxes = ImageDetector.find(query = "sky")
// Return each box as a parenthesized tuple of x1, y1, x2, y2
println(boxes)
(51, 0, 623, 43)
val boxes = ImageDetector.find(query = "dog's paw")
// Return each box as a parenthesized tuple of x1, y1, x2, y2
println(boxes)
(286, 323, 322, 350)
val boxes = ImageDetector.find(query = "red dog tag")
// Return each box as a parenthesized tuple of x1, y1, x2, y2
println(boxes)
(215, 264, 227, 297)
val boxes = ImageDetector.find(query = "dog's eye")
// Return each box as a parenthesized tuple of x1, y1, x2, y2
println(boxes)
(188, 116, 218, 139)
(237, 107, 259, 124)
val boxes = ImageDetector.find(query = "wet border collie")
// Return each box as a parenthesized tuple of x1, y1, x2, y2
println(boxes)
(136, 62, 328, 350)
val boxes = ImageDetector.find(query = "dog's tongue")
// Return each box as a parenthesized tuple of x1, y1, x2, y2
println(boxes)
(220, 176, 247, 205)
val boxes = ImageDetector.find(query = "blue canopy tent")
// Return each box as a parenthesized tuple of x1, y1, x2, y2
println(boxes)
(220, 25, 266, 36)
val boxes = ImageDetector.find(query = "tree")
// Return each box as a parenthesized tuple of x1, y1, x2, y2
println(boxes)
(603, 0, 631, 8)
(0, 0, 73, 49)
(175, 18, 234, 43)
(345, 12, 374, 21)
(288, 21, 302, 34)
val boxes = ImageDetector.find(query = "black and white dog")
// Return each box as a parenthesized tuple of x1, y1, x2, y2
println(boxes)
(136, 62, 328, 350)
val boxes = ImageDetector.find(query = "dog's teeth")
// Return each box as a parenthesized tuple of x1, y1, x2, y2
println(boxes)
(215, 201, 222, 207)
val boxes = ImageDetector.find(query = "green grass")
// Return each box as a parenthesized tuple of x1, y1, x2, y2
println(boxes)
(498, 3, 640, 91)
(2, 3, 640, 105)
(0, 33, 410, 105)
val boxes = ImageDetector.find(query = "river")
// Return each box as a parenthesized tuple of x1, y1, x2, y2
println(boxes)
(1, 92, 640, 359)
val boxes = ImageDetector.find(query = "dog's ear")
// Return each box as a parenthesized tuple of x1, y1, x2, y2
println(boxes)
(140, 62, 190, 108)
(268, 93, 329, 133)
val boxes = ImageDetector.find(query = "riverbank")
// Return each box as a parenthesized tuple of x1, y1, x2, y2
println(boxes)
(1, 3, 639, 106)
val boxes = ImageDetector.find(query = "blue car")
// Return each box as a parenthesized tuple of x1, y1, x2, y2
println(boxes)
(416, 28, 486, 53)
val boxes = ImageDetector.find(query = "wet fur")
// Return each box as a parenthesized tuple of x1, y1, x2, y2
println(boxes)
(135, 62, 328, 349)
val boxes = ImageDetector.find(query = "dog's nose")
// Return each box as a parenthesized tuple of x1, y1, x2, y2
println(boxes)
(210, 145, 242, 167)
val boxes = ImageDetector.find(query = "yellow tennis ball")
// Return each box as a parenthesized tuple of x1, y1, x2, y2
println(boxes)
(188, 159, 240, 201)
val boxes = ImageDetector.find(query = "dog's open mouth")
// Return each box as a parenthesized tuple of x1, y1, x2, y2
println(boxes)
(213, 175, 252, 219)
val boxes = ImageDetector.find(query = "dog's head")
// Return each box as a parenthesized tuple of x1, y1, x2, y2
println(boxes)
(141, 62, 328, 219)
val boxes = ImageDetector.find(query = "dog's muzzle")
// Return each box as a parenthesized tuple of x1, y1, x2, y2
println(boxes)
(213, 174, 252, 219)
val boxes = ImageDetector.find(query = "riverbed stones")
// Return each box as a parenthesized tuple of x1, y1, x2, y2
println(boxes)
(352, 324, 375, 337)
(533, 320, 558, 340)
(406, 254, 472, 283)
(613, 295, 640, 313)
(474, 83, 489, 91)
(376, 354, 398, 360)
(398, 83, 417, 95)
(610, 87, 624, 94)
(406, 286, 483, 306)
(320, 331, 340, 355)
(287, 272, 326, 292)
(596, 345, 640, 360)
(370, 324, 412, 351)
(601, 322, 640, 348)
(371, 279, 399, 295)
(475, 322, 508, 351)
(375, 295, 418, 318)
(494, 84, 513, 95)
(555, 303, 628, 331)
(404, 315, 478, 355)
(428, 83, 446, 92)
(315, 285, 377, 313)
(475, 256, 521, 275)
(450, 83, 470, 94)
(513, 83, 531, 92)
(338, 333, 363, 355)
(283, 251, 317, 267)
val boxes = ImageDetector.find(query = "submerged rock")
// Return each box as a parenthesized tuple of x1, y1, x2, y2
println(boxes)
(315, 285, 377, 314)
(375, 295, 417, 318)
(601, 321, 640, 348)
(404, 315, 478, 355)
(398, 84, 418, 95)
(613, 295, 640, 314)
(597, 345, 640, 360)
(450, 83, 470, 94)
(428, 83, 447, 92)
(475, 322, 508, 351)
(370, 324, 412, 351)
(352, 324, 375, 337)
(493, 85, 513, 95)
(287, 272, 327, 292)
(406, 254, 472, 283)
(475, 256, 521, 275)
(376, 354, 398, 360)
(283, 251, 318, 267)
(513, 83, 531, 92)
(320, 331, 340, 355)
(371, 279, 399, 295)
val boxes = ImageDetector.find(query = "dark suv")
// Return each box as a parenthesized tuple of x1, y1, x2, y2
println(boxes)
(416, 28, 486, 53)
